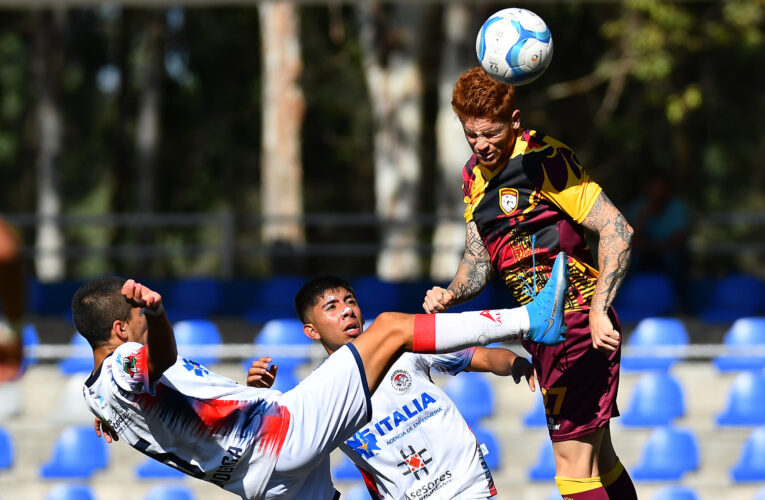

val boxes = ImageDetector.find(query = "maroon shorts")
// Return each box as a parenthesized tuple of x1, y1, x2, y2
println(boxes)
(521, 308, 622, 442)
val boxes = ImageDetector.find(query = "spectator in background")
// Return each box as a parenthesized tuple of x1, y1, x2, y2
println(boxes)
(0, 218, 25, 381)
(626, 170, 691, 309)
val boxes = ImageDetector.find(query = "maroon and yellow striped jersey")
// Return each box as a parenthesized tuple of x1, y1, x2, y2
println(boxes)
(462, 129, 602, 312)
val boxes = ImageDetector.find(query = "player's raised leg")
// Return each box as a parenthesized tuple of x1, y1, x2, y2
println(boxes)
(352, 252, 569, 393)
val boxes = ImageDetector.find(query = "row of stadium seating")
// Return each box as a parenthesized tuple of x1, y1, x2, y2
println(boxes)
(21, 482, 765, 500)
(30, 315, 765, 376)
(24, 272, 765, 323)
(6, 421, 765, 486)
(19, 483, 195, 500)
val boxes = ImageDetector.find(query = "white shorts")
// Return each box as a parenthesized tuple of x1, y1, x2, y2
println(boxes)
(263, 344, 371, 499)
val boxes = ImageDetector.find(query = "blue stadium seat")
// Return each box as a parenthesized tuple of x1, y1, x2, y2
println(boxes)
(701, 275, 765, 324)
(652, 486, 700, 500)
(731, 426, 765, 481)
(352, 276, 401, 318)
(472, 426, 501, 470)
(621, 372, 685, 427)
(165, 277, 223, 320)
(144, 484, 196, 500)
(621, 318, 689, 372)
(245, 276, 306, 324)
(614, 273, 676, 323)
(0, 427, 12, 470)
(173, 319, 222, 367)
(58, 333, 93, 375)
(529, 440, 556, 481)
(631, 426, 699, 481)
(40, 425, 108, 478)
(45, 484, 96, 500)
(717, 372, 765, 426)
(242, 318, 313, 373)
(332, 454, 362, 481)
(443, 371, 494, 426)
(714, 317, 765, 372)
(135, 456, 186, 479)
(343, 484, 372, 500)
(523, 395, 547, 428)
(22, 323, 40, 369)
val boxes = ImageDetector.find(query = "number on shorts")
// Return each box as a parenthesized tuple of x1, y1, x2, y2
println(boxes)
(542, 387, 567, 416)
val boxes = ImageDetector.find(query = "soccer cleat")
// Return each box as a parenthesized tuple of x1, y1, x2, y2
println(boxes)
(525, 252, 568, 345)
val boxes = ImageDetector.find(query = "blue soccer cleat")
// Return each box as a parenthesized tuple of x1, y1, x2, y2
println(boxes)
(525, 252, 569, 345)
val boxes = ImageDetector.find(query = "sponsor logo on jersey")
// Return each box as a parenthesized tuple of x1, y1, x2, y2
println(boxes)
(390, 369, 413, 393)
(122, 355, 137, 377)
(499, 187, 519, 215)
(397, 445, 432, 480)
(182, 358, 209, 377)
(548, 416, 561, 431)
(346, 392, 440, 455)
(211, 446, 243, 487)
(405, 471, 453, 499)
(347, 429, 382, 459)
(105, 405, 132, 433)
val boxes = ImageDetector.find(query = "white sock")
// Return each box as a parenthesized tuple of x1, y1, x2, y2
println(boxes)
(413, 307, 530, 353)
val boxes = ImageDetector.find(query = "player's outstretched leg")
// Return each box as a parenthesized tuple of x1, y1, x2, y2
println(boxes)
(525, 251, 568, 345)
(350, 253, 569, 393)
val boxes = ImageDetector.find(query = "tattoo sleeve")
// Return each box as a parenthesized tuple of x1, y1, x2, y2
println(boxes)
(447, 221, 493, 305)
(581, 192, 634, 314)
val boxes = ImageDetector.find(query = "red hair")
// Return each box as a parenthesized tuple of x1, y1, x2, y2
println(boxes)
(451, 66, 516, 123)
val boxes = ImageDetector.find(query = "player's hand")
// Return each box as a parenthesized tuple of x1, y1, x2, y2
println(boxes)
(121, 279, 163, 314)
(423, 286, 455, 313)
(246, 357, 278, 388)
(589, 311, 620, 353)
(94, 418, 119, 443)
(510, 356, 536, 392)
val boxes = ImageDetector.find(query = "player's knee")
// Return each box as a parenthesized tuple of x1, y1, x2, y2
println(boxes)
(368, 312, 412, 347)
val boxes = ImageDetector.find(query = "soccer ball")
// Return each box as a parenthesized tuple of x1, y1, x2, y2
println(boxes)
(475, 8, 553, 86)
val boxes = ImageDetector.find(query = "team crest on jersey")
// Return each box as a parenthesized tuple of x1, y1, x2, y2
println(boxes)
(390, 369, 412, 393)
(397, 445, 432, 480)
(499, 187, 519, 215)
(122, 355, 137, 377)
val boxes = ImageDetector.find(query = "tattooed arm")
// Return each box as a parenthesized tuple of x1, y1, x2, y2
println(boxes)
(581, 192, 634, 353)
(423, 221, 492, 313)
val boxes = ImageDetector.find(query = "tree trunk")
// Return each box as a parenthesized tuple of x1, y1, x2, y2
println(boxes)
(430, 4, 474, 281)
(259, 2, 305, 246)
(358, 4, 424, 280)
(32, 10, 66, 282)
(135, 13, 163, 214)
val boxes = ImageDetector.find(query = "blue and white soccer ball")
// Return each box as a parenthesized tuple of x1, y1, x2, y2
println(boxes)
(476, 8, 553, 86)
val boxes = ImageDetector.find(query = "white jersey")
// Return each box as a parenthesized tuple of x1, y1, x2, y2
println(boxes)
(83, 342, 292, 499)
(339, 349, 496, 500)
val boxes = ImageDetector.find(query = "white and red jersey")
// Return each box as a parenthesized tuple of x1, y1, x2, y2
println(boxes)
(339, 349, 497, 500)
(83, 342, 292, 499)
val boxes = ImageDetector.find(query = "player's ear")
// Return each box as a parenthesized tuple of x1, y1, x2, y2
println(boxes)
(303, 323, 321, 341)
(511, 109, 521, 129)
(113, 320, 128, 342)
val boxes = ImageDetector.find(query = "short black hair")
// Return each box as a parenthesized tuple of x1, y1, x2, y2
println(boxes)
(72, 276, 130, 349)
(294, 276, 356, 323)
